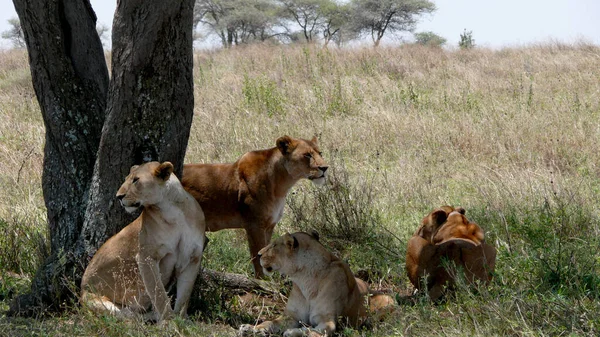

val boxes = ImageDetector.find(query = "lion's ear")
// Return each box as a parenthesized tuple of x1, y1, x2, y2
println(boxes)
(455, 207, 466, 215)
(129, 165, 140, 174)
(308, 229, 320, 241)
(155, 162, 174, 181)
(276, 136, 293, 155)
(430, 209, 448, 226)
(416, 225, 425, 238)
(310, 136, 318, 145)
(283, 234, 298, 249)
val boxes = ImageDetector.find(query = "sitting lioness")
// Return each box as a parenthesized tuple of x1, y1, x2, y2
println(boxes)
(239, 231, 395, 337)
(182, 136, 327, 278)
(80, 162, 207, 322)
(406, 206, 496, 300)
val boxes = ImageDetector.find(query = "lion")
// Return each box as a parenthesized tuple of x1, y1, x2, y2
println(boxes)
(406, 206, 496, 300)
(239, 231, 395, 337)
(182, 136, 327, 278)
(80, 161, 207, 322)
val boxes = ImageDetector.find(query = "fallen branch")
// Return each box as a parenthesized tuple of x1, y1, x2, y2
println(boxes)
(197, 269, 281, 296)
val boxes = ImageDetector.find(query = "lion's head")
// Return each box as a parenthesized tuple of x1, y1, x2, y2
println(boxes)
(276, 136, 328, 186)
(257, 231, 322, 276)
(432, 210, 485, 245)
(416, 206, 466, 242)
(116, 161, 174, 213)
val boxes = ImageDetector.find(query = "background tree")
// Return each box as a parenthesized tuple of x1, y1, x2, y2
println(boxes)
(96, 23, 110, 49)
(459, 29, 475, 49)
(1, 17, 26, 48)
(194, 0, 230, 47)
(194, 0, 281, 47)
(278, 0, 326, 43)
(9, 0, 195, 316)
(320, 1, 351, 47)
(414, 31, 446, 47)
(222, 0, 282, 44)
(351, 0, 435, 47)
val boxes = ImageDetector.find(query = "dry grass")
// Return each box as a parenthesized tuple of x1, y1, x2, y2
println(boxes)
(1, 42, 600, 335)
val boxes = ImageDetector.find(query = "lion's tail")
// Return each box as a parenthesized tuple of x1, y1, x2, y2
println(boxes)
(80, 290, 134, 319)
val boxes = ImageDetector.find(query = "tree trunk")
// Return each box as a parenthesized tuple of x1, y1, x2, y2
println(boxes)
(9, 0, 196, 316)
(9, 0, 109, 316)
(77, 0, 195, 274)
(374, 35, 382, 47)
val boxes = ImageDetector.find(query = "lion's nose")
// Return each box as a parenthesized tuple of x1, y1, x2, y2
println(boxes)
(116, 194, 125, 201)
(257, 253, 262, 259)
(319, 166, 328, 173)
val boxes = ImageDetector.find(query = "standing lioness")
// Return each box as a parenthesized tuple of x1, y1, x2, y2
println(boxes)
(182, 136, 327, 278)
(81, 162, 207, 322)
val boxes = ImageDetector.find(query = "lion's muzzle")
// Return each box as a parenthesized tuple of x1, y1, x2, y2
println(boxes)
(116, 194, 141, 213)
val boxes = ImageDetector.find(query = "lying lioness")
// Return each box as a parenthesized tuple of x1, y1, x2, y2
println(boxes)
(80, 162, 207, 322)
(239, 231, 395, 337)
(406, 206, 496, 300)
(182, 136, 327, 278)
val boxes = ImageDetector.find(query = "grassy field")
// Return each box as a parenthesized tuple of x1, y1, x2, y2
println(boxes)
(1, 42, 600, 336)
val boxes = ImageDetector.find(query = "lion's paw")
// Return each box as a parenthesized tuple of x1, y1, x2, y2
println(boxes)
(283, 327, 310, 337)
(239, 324, 269, 336)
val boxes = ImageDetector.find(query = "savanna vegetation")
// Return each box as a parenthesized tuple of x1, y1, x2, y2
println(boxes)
(1, 42, 599, 336)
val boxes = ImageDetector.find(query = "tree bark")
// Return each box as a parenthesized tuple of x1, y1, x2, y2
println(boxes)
(9, 0, 109, 316)
(9, 0, 196, 316)
(78, 0, 195, 277)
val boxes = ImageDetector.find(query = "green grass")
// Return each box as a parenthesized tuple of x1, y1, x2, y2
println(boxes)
(1, 42, 600, 335)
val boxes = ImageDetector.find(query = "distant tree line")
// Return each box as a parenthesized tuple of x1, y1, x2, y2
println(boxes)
(4, 0, 474, 50)
(193, 0, 436, 47)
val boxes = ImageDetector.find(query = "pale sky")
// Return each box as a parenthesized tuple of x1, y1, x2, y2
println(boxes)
(0, 0, 598, 49)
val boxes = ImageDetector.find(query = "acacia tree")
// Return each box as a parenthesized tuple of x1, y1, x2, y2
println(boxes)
(351, 0, 435, 47)
(279, 0, 325, 43)
(195, 0, 281, 47)
(1, 17, 26, 48)
(320, 1, 351, 47)
(9, 0, 195, 316)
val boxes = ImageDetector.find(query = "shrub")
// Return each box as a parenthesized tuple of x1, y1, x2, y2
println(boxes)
(414, 31, 447, 47)
(286, 157, 403, 272)
(459, 29, 475, 49)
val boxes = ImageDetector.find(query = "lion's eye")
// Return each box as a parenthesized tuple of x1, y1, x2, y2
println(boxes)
(132, 177, 139, 184)
(304, 153, 312, 159)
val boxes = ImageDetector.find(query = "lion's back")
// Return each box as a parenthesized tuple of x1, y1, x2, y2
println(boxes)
(81, 220, 142, 298)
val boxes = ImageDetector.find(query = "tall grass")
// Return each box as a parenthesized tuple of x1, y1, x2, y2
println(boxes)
(1, 42, 600, 335)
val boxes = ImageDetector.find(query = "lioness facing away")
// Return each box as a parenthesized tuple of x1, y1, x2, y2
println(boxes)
(81, 162, 207, 322)
(239, 231, 395, 337)
(406, 206, 496, 300)
(182, 136, 327, 278)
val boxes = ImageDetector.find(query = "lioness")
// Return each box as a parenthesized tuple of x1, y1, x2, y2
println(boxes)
(406, 206, 496, 300)
(182, 136, 327, 278)
(239, 231, 395, 337)
(80, 162, 207, 322)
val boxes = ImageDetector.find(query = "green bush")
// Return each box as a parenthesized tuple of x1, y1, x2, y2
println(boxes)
(414, 31, 447, 47)
(242, 74, 285, 117)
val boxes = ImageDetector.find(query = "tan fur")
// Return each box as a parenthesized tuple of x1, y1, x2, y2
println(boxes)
(406, 206, 496, 300)
(80, 162, 207, 322)
(239, 232, 395, 337)
(182, 136, 327, 278)
(414, 205, 466, 242)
